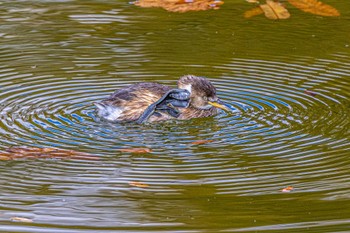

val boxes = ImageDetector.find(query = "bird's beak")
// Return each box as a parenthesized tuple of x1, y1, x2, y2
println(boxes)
(208, 100, 230, 112)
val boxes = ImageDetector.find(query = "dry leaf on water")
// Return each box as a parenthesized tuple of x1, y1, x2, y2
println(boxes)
(244, 6, 264, 18)
(287, 0, 340, 16)
(0, 147, 99, 161)
(118, 148, 152, 154)
(260, 0, 290, 19)
(133, 0, 224, 13)
(246, 0, 259, 3)
(190, 140, 214, 145)
(10, 217, 33, 223)
(281, 186, 294, 192)
(129, 181, 149, 188)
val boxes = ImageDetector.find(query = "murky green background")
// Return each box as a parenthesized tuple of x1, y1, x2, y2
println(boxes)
(0, 0, 349, 232)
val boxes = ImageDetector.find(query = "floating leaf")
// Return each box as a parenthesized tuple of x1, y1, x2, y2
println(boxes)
(260, 0, 290, 20)
(191, 140, 214, 145)
(246, 0, 259, 3)
(129, 181, 149, 188)
(0, 147, 99, 161)
(288, 0, 340, 16)
(244, 6, 264, 18)
(10, 217, 33, 223)
(118, 148, 152, 154)
(266, 0, 290, 19)
(281, 186, 294, 192)
(133, 0, 224, 13)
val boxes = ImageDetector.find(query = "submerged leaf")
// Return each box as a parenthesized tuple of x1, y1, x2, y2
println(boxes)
(129, 181, 149, 188)
(287, 0, 340, 16)
(133, 0, 224, 13)
(118, 148, 152, 153)
(260, 0, 290, 20)
(0, 147, 99, 161)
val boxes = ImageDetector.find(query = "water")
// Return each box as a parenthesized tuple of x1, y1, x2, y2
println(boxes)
(0, 0, 349, 232)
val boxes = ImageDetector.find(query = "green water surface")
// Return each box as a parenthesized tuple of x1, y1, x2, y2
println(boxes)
(0, 0, 349, 232)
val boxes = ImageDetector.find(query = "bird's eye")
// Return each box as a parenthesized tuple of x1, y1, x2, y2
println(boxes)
(203, 96, 208, 101)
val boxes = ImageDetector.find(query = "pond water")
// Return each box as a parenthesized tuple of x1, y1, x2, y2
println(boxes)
(0, 0, 350, 232)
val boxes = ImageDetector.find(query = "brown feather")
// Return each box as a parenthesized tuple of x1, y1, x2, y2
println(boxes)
(100, 82, 172, 121)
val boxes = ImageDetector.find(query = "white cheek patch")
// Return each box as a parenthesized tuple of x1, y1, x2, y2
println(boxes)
(183, 84, 192, 93)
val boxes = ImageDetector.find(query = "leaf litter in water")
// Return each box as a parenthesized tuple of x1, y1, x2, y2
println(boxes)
(129, 181, 150, 188)
(190, 140, 214, 145)
(132, 0, 224, 13)
(305, 89, 317, 97)
(287, 0, 340, 16)
(10, 217, 33, 223)
(259, 0, 290, 19)
(244, 7, 264, 18)
(244, 0, 339, 19)
(118, 148, 152, 154)
(0, 147, 99, 161)
(281, 186, 294, 192)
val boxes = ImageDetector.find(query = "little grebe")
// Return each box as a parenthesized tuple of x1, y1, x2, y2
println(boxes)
(95, 75, 229, 123)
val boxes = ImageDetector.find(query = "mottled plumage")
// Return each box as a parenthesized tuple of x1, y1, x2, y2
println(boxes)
(95, 75, 228, 123)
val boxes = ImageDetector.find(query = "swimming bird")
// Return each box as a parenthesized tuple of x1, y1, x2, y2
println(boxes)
(95, 75, 229, 123)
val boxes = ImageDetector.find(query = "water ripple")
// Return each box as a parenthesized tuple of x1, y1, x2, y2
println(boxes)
(0, 53, 349, 201)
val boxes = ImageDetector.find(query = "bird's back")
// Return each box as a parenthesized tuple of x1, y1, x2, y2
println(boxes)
(96, 82, 172, 122)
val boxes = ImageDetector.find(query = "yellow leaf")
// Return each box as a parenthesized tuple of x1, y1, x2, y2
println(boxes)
(129, 181, 149, 188)
(244, 6, 264, 18)
(266, 0, 290, 19)
(260, 3, 278, 19)
(118, 148, 152, 153)
(288, 0, 340, 16)
(281, 186, 294, 192)
(260, 0, 290, 20)
(0, 154, 11, 160)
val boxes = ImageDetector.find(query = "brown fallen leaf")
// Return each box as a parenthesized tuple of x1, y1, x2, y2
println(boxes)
(267, 0, 290, 19)
(133, 0, 224, 13)
(305, 89, 317, 97)
(190, 140, 214, 145)
(281, 186, 294, 192)
(244, 6, 264, 18)
(118, 148, 152, 154)
(10, 217, 33, 223)
(288, 0, 340, 16)
(129, 181, 149, 188)
(0, 155, 11, 161)
(260, 0, 290, 20)
(0, 147, 99, 161)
